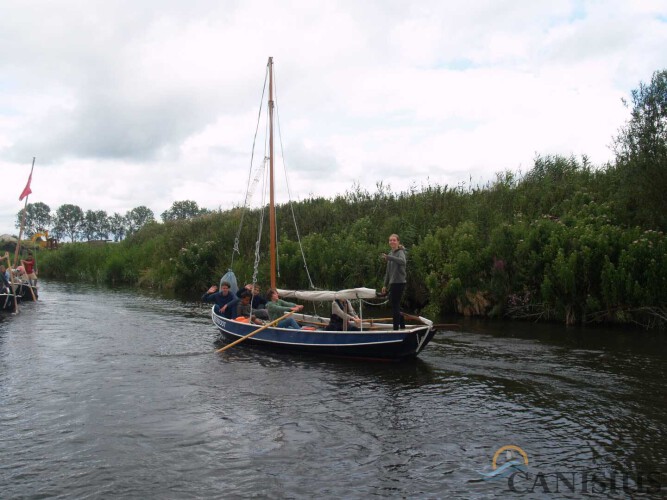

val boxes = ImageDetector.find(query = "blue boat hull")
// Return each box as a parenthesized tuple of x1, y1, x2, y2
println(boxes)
(211, 309, 436, 361)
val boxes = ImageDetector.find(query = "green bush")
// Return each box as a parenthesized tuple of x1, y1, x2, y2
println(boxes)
(36, 151, 667, 329)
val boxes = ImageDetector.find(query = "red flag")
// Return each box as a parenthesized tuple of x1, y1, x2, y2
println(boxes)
(19, 172, 32, 201)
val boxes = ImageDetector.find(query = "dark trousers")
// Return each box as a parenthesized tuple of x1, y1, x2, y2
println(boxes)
(389, 283, 406, 330)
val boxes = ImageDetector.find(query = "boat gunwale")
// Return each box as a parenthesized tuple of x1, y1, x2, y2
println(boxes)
(210, 307, 432, 336)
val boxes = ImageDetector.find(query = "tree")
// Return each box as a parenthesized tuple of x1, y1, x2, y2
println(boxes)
(613, 69, 667, 230)
(82, 210, 110, 241)
(125, 206, 155, 236)
(53, 204, 84, 242)
(15, 202, 51, 238)
(614, 70, 667, 163)
(108, 212, 127, 242)
(161, 200, 206, 222)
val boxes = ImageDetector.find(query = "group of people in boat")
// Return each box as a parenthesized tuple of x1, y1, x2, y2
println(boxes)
(2, 251, 37, 288)
(1, 251, 39, 309)
(201, 282, 305, 329)
(202, 233, 408, 331)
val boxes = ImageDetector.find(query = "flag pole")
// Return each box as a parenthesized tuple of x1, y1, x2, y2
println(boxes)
(13, 157, 36, 270)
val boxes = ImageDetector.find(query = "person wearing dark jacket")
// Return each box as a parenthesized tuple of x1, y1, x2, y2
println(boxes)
(202, 281, 239, 319)
(381, 233, 407, 330)
(237, 283, 269, 320)
(0, 264, 11, 292)
(236, 290, 264, 325)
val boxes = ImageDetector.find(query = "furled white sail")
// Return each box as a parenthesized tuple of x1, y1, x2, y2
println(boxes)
(277, 287, 378, 301)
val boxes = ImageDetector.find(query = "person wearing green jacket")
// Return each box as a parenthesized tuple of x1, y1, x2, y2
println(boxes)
(266, 288, 303, 329)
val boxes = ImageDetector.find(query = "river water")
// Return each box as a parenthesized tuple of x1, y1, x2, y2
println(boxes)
(1, 281, 665, 499)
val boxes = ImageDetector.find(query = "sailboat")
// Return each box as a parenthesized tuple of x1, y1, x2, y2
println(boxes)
(210, 57, 436, 360)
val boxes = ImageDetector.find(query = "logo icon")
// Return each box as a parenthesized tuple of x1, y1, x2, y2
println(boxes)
(479, 445, 529, 480)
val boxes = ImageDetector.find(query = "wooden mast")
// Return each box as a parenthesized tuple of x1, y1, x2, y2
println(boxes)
(268, 57, 277, 289)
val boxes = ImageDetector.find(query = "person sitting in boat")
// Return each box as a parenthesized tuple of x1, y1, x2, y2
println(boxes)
(202, 281, 239, 319)
(266, 288, 303, 329)
(0, 264, 11, 293)
(1, 255, 11, 283)
(326, 298, 362, 331)
(235, 290, 264, 325)
(21, 251, 37, 288)
(15, 265, 28, 283)
(237, 283, 269, 320)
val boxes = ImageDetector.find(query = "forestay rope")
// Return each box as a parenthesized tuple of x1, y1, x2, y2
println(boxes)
(273, 68, 316, 290)
(252, 154, 269, 287)
(231, 61, 316, 296)
(230, 64, 270, 271)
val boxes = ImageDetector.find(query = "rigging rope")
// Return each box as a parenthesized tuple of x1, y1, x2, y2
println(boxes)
(231, 63, 269, 270)
(273, 68, 316, 290)
(252, 156, 269, 286)
(234, 61, 317, 303)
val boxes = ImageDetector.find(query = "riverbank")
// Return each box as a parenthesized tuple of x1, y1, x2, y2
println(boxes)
(36, 157, 667, 330)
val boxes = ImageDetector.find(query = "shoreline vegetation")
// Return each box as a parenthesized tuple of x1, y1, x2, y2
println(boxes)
(31, 71, 667, 330)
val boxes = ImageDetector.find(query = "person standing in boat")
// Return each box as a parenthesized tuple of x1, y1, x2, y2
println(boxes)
(381, 233, 407, 330)
(266, 288, 303, 329)
(21, 251, 37, 288)
(202, 281, 239, 319)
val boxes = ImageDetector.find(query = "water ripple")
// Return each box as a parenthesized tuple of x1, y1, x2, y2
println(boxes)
(0, 282, 665, 498)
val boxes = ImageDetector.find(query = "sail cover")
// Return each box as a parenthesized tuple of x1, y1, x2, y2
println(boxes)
(220, 270, 239, 295)
(277, 287, 378, 301)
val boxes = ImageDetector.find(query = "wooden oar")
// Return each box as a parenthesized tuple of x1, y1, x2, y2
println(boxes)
(401, 312, 428, 322)
(432, 323, 461, 330)
(400, 312, 461, 330)
(369, 314, 424, 323)
(20, 278, 37, 302)
(369, 313, 426, 325)
(367, 313, 461, 330)
(215, 311, 295, 353)
(299, 319, 328, 327)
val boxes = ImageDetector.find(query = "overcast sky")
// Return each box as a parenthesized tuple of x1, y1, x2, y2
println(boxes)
(1, 0, 666, 235)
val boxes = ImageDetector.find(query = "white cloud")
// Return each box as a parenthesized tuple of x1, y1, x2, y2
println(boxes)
(1, 0, 666, 234)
